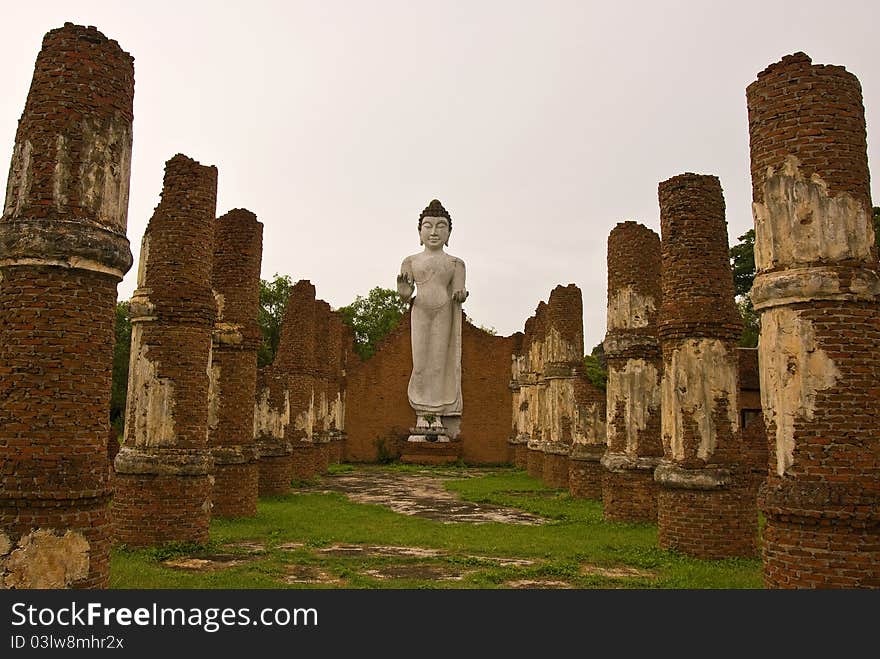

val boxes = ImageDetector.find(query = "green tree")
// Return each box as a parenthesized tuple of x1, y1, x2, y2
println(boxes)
(110, 300, 132, 439)
(338, 287, 409, 360)
(258, 273, 293, 367)
(583, 342, 607, 392)
(729, 229, 759, 348)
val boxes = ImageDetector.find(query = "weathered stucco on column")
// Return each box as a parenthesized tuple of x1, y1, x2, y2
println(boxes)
(600, 221, 663, 520)
(747, 52, 880, 588)
(0, 23, 134, 588)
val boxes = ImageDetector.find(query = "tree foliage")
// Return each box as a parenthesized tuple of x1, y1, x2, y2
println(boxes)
(583, 342, 607, 391)
(111, 300, 132, 439)
(338, 287, 409, 360)
(258, 274, 293, 367)
(729, 229, 759, 348)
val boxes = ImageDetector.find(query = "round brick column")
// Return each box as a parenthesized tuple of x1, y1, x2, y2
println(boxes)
(0, 23, 134, 588)
(112, 154, 217, 546)
(208, 209, 263, 517)
(254, 368, 293, 496)
(747, 53, 880, 588)
(601, 222, 663, 522)
(656, 174, 757, 559)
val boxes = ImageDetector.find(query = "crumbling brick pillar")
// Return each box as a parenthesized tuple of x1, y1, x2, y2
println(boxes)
(600, 222, 663, 521)
(655, 173, 757, 559)
(208, 209, 263, 518)
(313, 300, 332, 474)
(112, 154, 217, 546)
(254, 367, 292, 495)
(326, 311, 346, 464)
(747, 53, 880, 587)
(568, 378, 608, 499)
(524, 305, 547, 479)
(0, 23, 134, 588)
(275, 280, 320, 482)
(508, 334, 530, 468)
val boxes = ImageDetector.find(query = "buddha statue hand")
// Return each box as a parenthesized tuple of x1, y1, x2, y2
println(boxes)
(397, 272, 415, 301)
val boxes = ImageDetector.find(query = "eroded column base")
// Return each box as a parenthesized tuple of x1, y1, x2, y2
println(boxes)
(512, 441, 530, 470)
(542, 443, 570, 489)
(256, 439, 293, 496)
(656, 467, 758, 558)
(568, 444, 605, 500)
(212, 462, 259, 518)
(526, 442, 545, 479)
(1, 494, 111, 589)
(759, 478, 880, 588)
(291, 441, 322, 482)
(601, 455, 660, 522)
(112, 473, 212, 547)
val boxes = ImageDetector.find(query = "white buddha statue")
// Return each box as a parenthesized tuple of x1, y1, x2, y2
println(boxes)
(397, 199, 468, 441)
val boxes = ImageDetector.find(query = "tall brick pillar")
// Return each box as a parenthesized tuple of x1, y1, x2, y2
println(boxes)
(0, 23, 134, 588)
(655, 174, 757, 558)
(112, 154, 217, 546)
(747, 53, 880, 587)
(508, 333, 529, 468)
(254, 365, 292, 495)
(524, 305, 547, 479)
(326, 311, 346, 463)
(313, 300, 333, 474)
(208, 209, 263, 518)
(601, 222, 663, 521)
(275, 280, 320, 483)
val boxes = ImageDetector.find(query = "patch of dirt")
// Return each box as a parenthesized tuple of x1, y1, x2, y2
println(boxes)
(504, 579, 573, 589)
(362, 564, 469, 581)
(162, 554, 253, 571)
(305, 469, 546, 525)
(465, 555, 536, 567)
(318, 544, 444, 558)
(222, 541, 266, 554)
(275, 542, 305, 551)
(282, 565, 345, 586)
(579, 564, 656, 579)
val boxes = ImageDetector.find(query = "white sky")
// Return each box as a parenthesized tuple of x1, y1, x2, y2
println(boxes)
(2, 1, 879, 351)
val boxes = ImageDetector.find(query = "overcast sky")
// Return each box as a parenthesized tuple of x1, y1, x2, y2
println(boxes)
(2, 1, 879, 350)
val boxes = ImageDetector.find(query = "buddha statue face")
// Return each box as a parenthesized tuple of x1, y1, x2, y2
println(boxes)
(419, 216, 450, 249)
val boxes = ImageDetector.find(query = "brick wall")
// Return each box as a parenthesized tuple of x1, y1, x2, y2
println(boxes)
(0, 23, 134, 588)
(345, 312, 515, 464)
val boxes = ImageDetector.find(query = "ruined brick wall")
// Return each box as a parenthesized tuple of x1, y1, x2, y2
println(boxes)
(747, 53, 880, 588)
(112, 154, 217, 547)
(345, 312, 515, 464)
(601, 221, 663, 520)
(208, 209, 262, 518)
(655, 173, 756, 559)
(0, 23, 134, 588)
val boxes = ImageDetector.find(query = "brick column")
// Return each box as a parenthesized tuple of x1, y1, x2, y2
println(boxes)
(208, 209, 263, 518)
(327, 311, 346, 463)
(254, 367, 292, 495)
(312, 300, 332, 474)
(747, 53, 880, 587)
(656, 173, 757, 558)
(112, 154, 217, 546)
(601, 221, 663, 521)
(0, 23, 134, 588)
(508, 334, 529, 468)
(524, 304, 547, 479)
(272, 280, 320, 483)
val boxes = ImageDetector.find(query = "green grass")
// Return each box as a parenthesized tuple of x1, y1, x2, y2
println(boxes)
(109, 465, 763, 589)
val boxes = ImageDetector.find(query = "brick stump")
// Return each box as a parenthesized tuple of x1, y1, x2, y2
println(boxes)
(569, 444, 605, 499)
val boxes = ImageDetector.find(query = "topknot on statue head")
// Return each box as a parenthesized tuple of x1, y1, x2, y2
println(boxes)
(418, 199, 452, 231)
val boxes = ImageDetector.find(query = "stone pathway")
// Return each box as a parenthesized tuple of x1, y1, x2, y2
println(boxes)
(304, 468, 547, 525)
